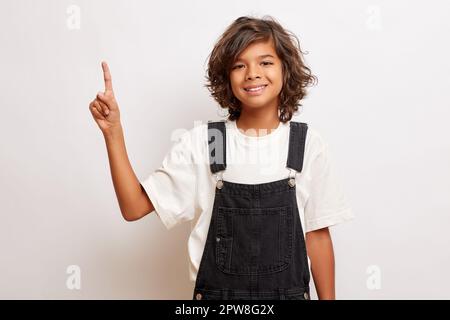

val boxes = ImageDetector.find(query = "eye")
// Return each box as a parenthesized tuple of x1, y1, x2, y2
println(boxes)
(232, 61, 273, 70)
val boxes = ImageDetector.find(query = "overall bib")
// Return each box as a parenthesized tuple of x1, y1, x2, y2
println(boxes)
(192, 120, 311, 300)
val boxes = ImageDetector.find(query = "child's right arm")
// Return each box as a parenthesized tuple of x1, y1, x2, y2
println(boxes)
(89, 61, 154, 222)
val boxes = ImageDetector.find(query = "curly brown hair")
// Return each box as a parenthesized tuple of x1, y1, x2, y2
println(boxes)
(204, 15, 317, 122)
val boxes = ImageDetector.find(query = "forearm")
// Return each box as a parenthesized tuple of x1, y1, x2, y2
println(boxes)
(103, 125, 148, 220)
(306, 227, 335, 300)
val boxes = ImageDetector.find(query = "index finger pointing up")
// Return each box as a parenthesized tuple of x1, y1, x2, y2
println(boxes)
(101, 61, 113, 93)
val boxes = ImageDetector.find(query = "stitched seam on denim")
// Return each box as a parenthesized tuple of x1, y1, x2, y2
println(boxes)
(215, 206, 293, 276)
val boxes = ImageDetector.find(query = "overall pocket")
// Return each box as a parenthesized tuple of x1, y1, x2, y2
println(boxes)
(215, 206, 294, 275)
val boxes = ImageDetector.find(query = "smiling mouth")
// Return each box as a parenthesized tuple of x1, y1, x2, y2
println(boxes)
(243, 85, 268, 93)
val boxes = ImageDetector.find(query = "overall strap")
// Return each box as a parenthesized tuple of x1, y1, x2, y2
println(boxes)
(207, 120, 227, 174)
(286, 121, 308, 173)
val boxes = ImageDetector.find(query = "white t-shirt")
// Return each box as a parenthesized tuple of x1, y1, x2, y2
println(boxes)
(139, 118, 354, 282)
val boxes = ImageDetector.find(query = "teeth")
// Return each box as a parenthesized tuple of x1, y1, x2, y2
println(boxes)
(245, 85, 266, 92)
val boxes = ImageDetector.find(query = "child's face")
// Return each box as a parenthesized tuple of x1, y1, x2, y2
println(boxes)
(229, 39, 283, 115)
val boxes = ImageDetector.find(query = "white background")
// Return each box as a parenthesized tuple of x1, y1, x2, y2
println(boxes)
(1, 0, 449, 299)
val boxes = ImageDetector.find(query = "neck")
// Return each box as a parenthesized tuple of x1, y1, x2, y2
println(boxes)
(236, 106, 280, 137)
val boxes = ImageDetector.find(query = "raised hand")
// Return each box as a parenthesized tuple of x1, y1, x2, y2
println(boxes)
(89, 61, 121, 135)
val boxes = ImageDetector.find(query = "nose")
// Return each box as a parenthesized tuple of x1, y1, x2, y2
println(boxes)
(246, 74, 261, 80)
(246, 65, 261, 80)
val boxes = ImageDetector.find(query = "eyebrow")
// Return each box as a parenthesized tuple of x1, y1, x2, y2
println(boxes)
(234, 54, 275, 62)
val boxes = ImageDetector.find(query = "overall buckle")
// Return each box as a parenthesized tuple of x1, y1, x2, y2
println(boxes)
(214, 171, 224, 189)
(288, 168, 297, 187)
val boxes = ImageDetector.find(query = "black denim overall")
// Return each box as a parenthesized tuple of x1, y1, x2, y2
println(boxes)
(192, 120, 311, 300)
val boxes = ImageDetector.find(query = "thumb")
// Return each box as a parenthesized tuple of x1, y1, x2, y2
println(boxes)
(97, 91, 117, 110)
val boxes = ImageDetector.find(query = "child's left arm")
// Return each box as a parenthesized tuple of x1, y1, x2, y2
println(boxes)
(306, 227, 335, 300)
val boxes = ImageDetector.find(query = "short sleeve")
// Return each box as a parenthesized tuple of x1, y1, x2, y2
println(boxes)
(139, 131, 197, 230)
(304, 137, 354, 233)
